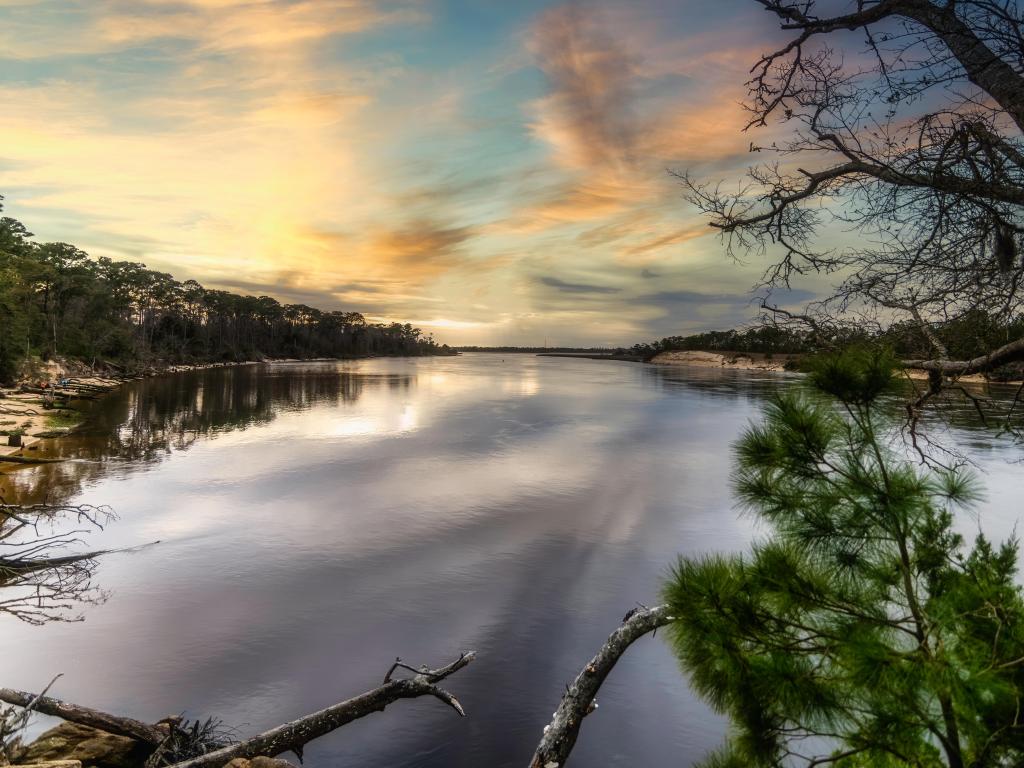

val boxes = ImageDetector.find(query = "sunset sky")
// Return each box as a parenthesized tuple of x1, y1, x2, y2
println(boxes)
(0, 0, 810, 346)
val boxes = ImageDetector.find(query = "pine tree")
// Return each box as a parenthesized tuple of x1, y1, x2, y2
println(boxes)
(664, 349, 1024, 767)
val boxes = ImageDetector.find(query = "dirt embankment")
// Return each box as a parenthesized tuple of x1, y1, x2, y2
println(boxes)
(1, 358, 262, 463)
(649, 350, 795, 372)
(649, 349, 1020, 385)
(0, 361, 121, 460)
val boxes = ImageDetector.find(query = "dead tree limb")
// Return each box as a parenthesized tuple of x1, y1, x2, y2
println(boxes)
(0, 503, 117, 623)
(0, 550, 111, 579)
(0, 675, 64, 761)
(903, 336, 1024, 376)
(0, 688, 168, 745)
(529, 605, 672, 768)
(164, 652, 476, 768)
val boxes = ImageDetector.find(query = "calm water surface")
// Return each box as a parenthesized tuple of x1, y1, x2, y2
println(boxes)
(1, 354, 1021, 766)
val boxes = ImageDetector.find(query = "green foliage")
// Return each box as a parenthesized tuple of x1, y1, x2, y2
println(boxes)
(807, 345, 897, 405)
(663, 349, 1024, 767)
(632, 311, 1024, 375)
(630, 326, 819, 360)
(0, 196, 447, 383)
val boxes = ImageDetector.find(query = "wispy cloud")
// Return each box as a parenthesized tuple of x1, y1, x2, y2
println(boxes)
(537, 275, 622, 294)
(0, 0, 806, 346)
(528, 2, 639, 172)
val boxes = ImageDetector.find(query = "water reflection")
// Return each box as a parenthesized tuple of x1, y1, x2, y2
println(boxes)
(0, 356, 1020, 768)
(0, 364, 414, 505)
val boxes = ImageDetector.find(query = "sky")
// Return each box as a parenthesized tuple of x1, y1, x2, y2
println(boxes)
(0, 0, 810, 346)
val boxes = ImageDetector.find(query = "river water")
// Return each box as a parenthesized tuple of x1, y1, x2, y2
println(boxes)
(1, 354, 1021, 767)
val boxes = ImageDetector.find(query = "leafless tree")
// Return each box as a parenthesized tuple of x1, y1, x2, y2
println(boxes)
(681, 0, 1024, 378)
(0, 500, 114, 624)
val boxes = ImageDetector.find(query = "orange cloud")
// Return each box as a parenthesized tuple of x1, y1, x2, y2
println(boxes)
(0, 1, 422, 58)
(514, 1, 755, 259)
(0, 0, 787, 345)
(626, 223, 713, 256)
(527, 3, 639, 172)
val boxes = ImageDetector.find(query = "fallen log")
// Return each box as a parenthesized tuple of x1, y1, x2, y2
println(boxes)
(0, 550, 110, 579)
(64, 379, 118, 392)
(163, 652, 476, 768)
(0, 688, 168, 745)
(0, 455, 65, 464)
(0, 539, 159, 581)
(528, 605, 673, 768)
(2, 652, 475, 768)
(18, 387, 97, 401)
(0, 405, 40, 416)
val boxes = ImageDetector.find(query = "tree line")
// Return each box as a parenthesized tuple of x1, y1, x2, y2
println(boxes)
(629, 311, 1024, 378)
(0, 198, 451, 384)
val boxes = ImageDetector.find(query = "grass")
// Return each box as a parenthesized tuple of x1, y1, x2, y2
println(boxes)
(44, 410, 84, 429)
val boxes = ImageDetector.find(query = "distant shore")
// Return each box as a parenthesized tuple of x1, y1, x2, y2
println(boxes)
(647, 349, 1017, 385)
(648, 350, 793, 372)
(536, 352, 646, 362)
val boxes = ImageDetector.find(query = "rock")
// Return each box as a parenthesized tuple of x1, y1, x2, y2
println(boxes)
(223, 758, 299, 768)
(16, 723, 149, 768)
(251, 759, 299, 768)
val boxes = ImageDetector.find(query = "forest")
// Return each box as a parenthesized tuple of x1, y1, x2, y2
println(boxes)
(630, 312, 1024, 379)
(0, 198, 450, 384)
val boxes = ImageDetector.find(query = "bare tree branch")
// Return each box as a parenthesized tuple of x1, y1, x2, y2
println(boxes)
(0, 687, 169, 745)
(680, 0, 1024, 439)
(164, 652, 476, 768)
(0, 503, 115, 623)
(904, 334, 1024, 374)
(529, 605, 672, 768)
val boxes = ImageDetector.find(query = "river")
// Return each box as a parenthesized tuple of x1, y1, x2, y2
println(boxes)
(1, 354, 1021, 766)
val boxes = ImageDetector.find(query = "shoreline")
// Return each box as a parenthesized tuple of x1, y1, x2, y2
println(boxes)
(0, 353, 458, 465)
(1, 375, 121, 461)
(0, 360, 263, 463)
(648, 350, 792, 372)
(647, 349, 1019, 386)
(0, 358, 337, 464)
(4, 350, 1014, 465)
(537, 352, 645, 362)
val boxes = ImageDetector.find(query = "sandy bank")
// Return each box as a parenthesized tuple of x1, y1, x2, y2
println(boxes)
(1, 360, 264, 464)
(650, 350, 1022, 386)
(898, 369, 994, 384)
(0, 375, 119, 460)
(649, 350, 791, 372)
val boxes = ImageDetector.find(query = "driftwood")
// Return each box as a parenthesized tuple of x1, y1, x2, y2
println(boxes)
(0, 503, 117, 624)
(0, 550, 111, 579)
(0, 405, 39, 416)
(0, 653, 475, 768)
(164, 652, 476, 768)
(0, 675, 65, 761)
(0, 599, 673, 767)
(0, 688, 167, 745)
(529, 605, 672, 768)
(18, 387, 97, 401)
(0, 455, 65, 465)
(64, 379, 118, 393)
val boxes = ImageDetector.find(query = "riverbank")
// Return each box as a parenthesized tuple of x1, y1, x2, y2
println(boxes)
(648, 350, 794, 371)
(0, 360, 264, 464)
(647, 349, 1010, 384)
(0, 376, 119, 461)
(537, 352, 645, 362)
(0, 354, 453, 465)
